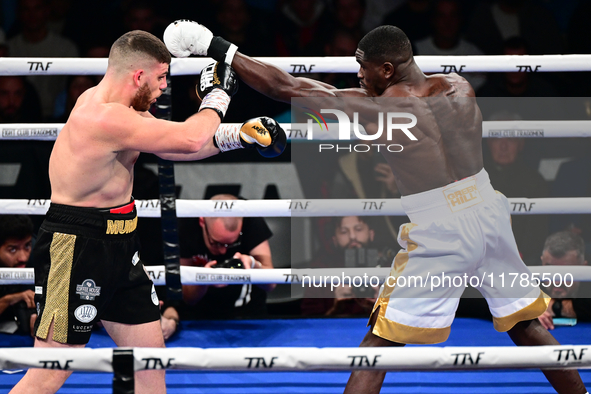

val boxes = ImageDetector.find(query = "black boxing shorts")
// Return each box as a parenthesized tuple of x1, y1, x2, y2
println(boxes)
(33, 200, 160, 345)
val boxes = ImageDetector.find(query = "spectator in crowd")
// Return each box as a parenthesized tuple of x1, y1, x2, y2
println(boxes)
(7, 0, 79, 120)
(321, 29, 359, 88)
(331, 0, 367, 40)
(382, 0, 431, 43)
(60, 2, 118, 54)
(0, 215, 35, 336)
(538, 231, 591, 330)
(301, 216, 392, 317)
(549, 138, 591, 261)
(567, 1, 591, 96)
(207, 0, 287, 123)
(477, 37, 558, 97)
(465, 0, 564, 55)
(0, 28, 8, 56)
(117, 0, 167, 38)
(82, 40, 112, 85)
(52, 75, 96, 122)
(160, 194, 275, 339)
(46, 0, 72, 35)
(0, 76, 43, 123)
(213, 0, 274, 56)
(273, 0, 331, 56)
(171, 0, 286, 123)
(483, 112, 549, 266)
(84, 40, 110, 58)
(329, 150, 405, 250)
(413, 0, 486, 91)
(360, 0, 403, 32)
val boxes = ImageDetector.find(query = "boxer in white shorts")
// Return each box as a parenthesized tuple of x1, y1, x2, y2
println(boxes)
(372, 168, 548, 344)
(164, 19, 588, 394)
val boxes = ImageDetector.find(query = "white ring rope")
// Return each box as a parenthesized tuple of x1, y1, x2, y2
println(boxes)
(0, 345, 589, 372)
(1, 198, 590, 217)
(2, 55, 591, 76)
(2, 120, 591, 141)
(2, 266, 591, 285)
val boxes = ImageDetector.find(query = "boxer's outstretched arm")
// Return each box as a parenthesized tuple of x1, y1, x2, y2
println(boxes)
(231, 52, 338, 103)
(232, 53, 369, 101)
(164, 20, 366, 101)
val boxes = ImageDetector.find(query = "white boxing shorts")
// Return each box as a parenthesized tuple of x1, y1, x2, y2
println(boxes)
(372, 168, 549, 344)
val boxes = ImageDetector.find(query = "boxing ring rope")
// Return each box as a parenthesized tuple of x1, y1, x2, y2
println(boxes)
(0, 197, 590, 217)
(2, 120, 591, 140)
(1, 345, 590, 372)
(2, 54, 591, 75)
(2, 265, 591, 286)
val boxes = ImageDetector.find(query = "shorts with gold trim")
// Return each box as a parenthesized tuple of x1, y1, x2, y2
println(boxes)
(372, 169, 549, 345)
(32, 201, 160, 345)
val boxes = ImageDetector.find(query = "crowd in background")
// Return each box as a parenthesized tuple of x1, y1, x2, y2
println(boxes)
(1, 0, 591, 124)
(0, 0, 591, 331)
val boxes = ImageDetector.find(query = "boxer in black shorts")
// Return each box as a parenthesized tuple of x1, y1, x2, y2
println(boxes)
(10, 29, 284, 394)
(33, 200, 160, 345)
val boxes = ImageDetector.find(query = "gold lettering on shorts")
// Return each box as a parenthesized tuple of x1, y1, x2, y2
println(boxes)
(106, 217, 137, 234)
(442, 178, 483, 213)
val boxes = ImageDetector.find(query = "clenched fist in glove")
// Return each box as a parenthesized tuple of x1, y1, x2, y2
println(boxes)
(197, 62, 238, 120)
(163, 20, 238, 64)
(214, 117, 287, 158)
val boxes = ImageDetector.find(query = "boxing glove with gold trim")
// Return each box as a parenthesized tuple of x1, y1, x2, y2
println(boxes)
(213, 117, 287, 158)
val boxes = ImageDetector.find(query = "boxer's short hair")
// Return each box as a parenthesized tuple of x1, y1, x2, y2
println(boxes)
(109, 30, 171, 67)
(358, 25, 412, 65)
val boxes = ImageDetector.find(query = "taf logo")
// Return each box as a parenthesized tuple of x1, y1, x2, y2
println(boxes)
(516, 65, 541, 72)
(348, 355, 381, 367)
(441, 65, 466, 73)
(554, 348, 587, 362)
(245, 357, 278, 368)
(142, 358, 175, 369)
(39, 360, 73, 370)
(362, 201, 385, 210)
(28, 61, 52, 71)
(290, 64, 315, 73)
(289, 200, 311, 210)
(451, 352, 484, 365)
(213, 201, 235, 211)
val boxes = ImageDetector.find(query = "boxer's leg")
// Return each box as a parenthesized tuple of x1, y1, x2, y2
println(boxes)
(102, 319, 166, 394)
(344, 306, 404, 394)
(10, 319, 84, 394)
(508, 319, 587, 394)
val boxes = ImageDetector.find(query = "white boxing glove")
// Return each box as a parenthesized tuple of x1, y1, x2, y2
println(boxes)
(163, 20, 238, 64)
(163, 20, 213, 58)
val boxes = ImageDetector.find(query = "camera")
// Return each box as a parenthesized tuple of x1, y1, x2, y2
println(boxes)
(344, 248, 379, 267)
(213, 258, 245, 269)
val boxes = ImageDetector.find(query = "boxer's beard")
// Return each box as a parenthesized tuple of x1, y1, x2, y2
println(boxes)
(131, 83, 152, 112)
